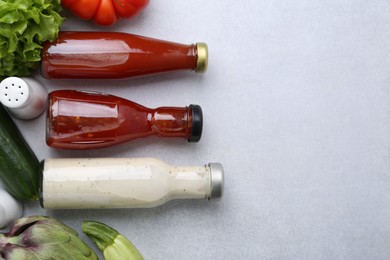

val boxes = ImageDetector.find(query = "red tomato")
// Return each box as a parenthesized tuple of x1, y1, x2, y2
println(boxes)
(61, 0, 78, 8)
(63, 0, 100, 20)
(93, 0, 117, 26)
(61, 0, 149, 26)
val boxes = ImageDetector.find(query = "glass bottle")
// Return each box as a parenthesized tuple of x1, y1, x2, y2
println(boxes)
(39, 157, 224, 209)
(46, 90, 203, 149)
(41, 31, 208, 79)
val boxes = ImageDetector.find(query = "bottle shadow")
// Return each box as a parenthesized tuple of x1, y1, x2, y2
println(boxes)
(46, 198, 224, 224)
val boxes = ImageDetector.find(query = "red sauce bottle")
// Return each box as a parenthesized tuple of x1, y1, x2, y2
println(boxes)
(41, 31, 208, 79)
(46, 90, 203, 149)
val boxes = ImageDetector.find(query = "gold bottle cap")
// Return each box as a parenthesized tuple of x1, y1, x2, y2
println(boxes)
(196, 42, 208, 73)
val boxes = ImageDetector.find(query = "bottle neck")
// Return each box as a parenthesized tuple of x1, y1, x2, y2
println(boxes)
(167, 165, 212, 200)
(149, 107, 193, 140)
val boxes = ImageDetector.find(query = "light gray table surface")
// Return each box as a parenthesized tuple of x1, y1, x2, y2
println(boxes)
(12, 0, 390, 259)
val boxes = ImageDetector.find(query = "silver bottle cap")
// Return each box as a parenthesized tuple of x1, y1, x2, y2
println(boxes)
(209, 163, 224, 200)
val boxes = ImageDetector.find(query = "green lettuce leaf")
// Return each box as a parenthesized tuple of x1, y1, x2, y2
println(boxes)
(0, 0, 63, 78)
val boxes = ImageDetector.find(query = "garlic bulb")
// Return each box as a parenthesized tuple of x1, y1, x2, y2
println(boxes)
(0, 188, 23, 228)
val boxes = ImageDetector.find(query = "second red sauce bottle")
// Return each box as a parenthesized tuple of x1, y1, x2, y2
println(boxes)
(46, 90, 203, 149)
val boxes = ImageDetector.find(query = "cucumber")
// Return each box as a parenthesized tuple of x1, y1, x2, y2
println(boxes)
(0, 104, 40, 200)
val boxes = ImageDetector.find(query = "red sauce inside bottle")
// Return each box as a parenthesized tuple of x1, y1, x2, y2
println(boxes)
(41, 32, 199, 79)
(47, 90, 202, 149)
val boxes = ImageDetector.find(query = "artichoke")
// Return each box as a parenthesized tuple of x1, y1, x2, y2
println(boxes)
(83, 220, 143, 260)
(0, 216, 98, 259)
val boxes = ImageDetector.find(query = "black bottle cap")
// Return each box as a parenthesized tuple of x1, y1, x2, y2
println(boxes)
(188, 104, 203, 143)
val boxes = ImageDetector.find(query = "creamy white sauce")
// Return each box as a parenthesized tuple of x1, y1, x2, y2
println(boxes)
(41, 158, 211, 209)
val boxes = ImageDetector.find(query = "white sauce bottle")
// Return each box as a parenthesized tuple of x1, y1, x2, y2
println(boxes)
(39, 158, 224, 209)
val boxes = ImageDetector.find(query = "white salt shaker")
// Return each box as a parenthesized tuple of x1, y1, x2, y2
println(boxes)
(0, 77, 48, 120)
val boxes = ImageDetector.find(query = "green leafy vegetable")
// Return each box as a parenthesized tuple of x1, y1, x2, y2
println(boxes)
(0, 0, 63, 78)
